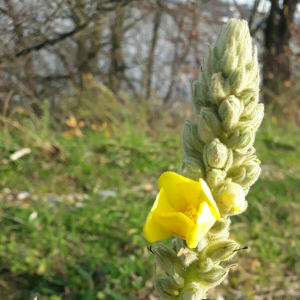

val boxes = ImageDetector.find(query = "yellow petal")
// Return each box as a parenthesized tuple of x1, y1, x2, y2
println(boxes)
(158, 172, 202, 211)
(199, 179, 220, 219)
(157, 211, 194, 240)
(143, 189, 174, 242)
(143, 211, 172, 242)
(186, 202, 216, 248)
(154, 188, 176, 213)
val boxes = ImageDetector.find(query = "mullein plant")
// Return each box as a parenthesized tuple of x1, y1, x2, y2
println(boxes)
(143, 19, 264, 299)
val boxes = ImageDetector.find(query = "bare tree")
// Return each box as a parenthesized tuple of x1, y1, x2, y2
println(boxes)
(263, 0, 299, 103)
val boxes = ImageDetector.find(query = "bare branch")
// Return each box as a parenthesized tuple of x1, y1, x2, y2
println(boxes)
(0, 7, 7, 14)
(248, 0, 261, 30)
(0, 23, 87, 62)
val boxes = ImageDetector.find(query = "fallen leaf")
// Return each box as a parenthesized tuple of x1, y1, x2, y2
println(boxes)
(250, 258, 261, 270)
(65, 115, 77, 127)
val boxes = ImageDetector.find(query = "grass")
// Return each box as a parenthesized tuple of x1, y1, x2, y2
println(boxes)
(0, 112, 300, 300)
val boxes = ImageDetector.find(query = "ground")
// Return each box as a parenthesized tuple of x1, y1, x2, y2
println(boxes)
(0, 116, 299, 300)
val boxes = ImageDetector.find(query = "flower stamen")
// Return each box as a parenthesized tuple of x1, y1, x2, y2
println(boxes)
(184, 205, 198, 223)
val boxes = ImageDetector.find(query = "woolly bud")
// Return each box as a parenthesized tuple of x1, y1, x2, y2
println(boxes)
(209, 73, 230, 104)
(170, 264, 185, 288)
(198, 108, 222, 144)
(226, 125, 254, 152)
(206, 168, 226, 187)
(207, 218, 231, 241)
(177, 247, 199, 267)
(240, 89, 257, 104)
(198, 257, 214, 272)
(214, 20, 250, 60)
(180, 283, 206, 300)
(180, 157, 205, 181)
(198, 265, 230, 287)
(153, 244, 179, 274)
(204, 139, 231, 171)
(192, 81, 208, 111)
(206, 226, 230, 242)
(154, 277, 180, 300)
(204, 240, 239, 262)
(218, 96, 243, 132)
(229, 66, 247, 94)
(219, 48, 239, 78)
(250, 103, 264, 131)
(228, 156, 261, 187)
(209, 218, 231, 235)
(216, 182, 246, 215)
(247, 46, 259, 83)
(182, 120, 205, 156)
(232, 147, 255, 166)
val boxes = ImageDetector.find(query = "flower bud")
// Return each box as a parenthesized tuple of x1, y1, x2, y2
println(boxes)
(232, 147, 255, 166)
(228, 156, 261, 187)
(239, 88, 257, 104)
(170, 264, 185, 288)
(198, 257, 214, 272)
(218, 96, 243, 132)
(154, 277, 180, 300)
(223, 149, 233, 171)
(182, 120, 205, 156)
(180, 157, 205, 182)
(229, 66, 247, 94)
(217, 182, 246, 215)
(204, 139, 229, 169)
(215, 20, 250, 60)
(218, 48, 239, 78)
(226, 125, 254, 152)
(247, 47, 259, 83)
(177, 247, 199, 267)
(197, 108, 222, 144)
(192, 81, 208, 107)
(180, 283, 206, 300)
(207, 226, 230, 241)
(241, 92, 259, 118)
(198, 265, 229, 287)
(239, 104, 264, 132)
(209, 218, 231, 235)
(206, 168, 226, 187)
(206, 218, 231, 241)
(204, 240, 239, 262)
(250, 103, 264, 131)
(153, 243, 178, 273)
(208, 73, 230, 104)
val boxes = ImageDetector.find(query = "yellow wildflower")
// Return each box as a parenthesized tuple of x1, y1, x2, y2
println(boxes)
(219, 182, 246, 215)
(143, 172, 220, 248)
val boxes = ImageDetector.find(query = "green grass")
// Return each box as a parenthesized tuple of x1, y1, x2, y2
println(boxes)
(0, 116, 300, 300)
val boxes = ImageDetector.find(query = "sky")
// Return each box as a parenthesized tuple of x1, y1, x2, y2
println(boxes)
(223, 0, 271, 13)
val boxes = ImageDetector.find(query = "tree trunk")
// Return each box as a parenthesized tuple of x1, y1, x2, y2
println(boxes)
(263, 0, 298, 104)
(109, 6, 125, 95)
(145, 0, 162, 100)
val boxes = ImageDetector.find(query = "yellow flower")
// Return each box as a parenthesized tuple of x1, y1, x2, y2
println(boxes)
(143, 172, 220, 248)
(220, 182, 246, 215)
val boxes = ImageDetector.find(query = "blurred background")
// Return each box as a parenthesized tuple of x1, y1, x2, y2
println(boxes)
(0, 0, 300, 299)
